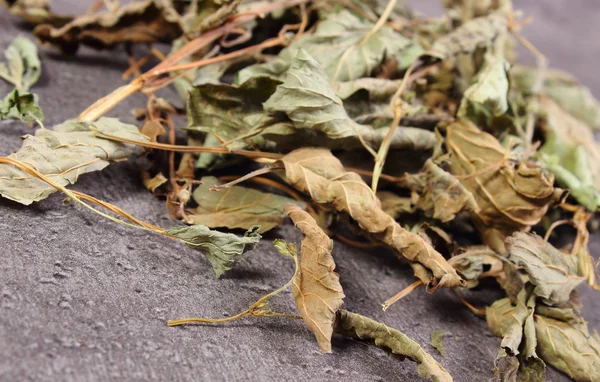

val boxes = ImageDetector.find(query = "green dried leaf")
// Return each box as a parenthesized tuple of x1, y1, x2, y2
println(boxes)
(425, 13, 507, 61)
(430, 330, 447, 358)
(189, 176, 305, 233)
(457, 54, 510, 126)
(182, 0, 242, 35)
(166, 225, 261, 278)
(409, 159, 479, 222)
(0, 35, 41, 92)
(442, 0, 512, 25)
(512, 65, 600, 130)
(335, 309, 452, 381)
(237, 9, 422, 83)
(286, 205, 344, 353)
(0, 88, 43, 123)
(449, 246, 500, 288)
(535, 313, 600, 381)
(538, 97, 600, 211)
(0, 117, 146, 205)
(33, 0, 183, 54)
(505, 232, 585, 306)
(0, 0, 72, 27)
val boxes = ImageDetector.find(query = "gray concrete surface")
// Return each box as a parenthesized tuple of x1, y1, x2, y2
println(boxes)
(1, 2, 599, 381)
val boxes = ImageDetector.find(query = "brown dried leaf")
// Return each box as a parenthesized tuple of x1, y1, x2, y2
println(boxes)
(275, 148, 463, 289)
(33, 0, 183, 54)
(286, 205, 344, 353)
(142, 172, 167, 193)
(444, 120, 559, 251)
(0, 0, 72, 27)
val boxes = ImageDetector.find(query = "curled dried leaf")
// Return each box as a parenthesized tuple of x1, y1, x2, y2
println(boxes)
(275, 147, 464, 289)
(286, 205, 344, 353)
(33, 0, 183, 54)
(0, 35, 41, 92)
(335, 309, 453, 381)
(166, 225, 261, 278)
(0, 0, 72, 26)
(0, 88, 43, 123)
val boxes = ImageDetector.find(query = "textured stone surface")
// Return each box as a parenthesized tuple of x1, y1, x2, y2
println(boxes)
(0, 2, 598, 381)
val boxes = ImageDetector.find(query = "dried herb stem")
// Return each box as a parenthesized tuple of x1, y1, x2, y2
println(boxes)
(382, 280, 423, 311)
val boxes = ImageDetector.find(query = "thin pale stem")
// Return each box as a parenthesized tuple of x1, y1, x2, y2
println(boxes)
(382, 280, 423, 311)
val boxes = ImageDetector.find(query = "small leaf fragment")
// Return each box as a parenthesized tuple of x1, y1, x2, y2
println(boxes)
(166, 225, 261, 278)
(0, 88, 43, 123)
(430, 330, 447, 358)
(286, 205, 344, 353)
(335, 309, 452, 382)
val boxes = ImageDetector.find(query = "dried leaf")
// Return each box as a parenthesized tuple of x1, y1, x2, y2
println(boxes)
(182, 0, 242, 35)
(535, 314, 600, 381)
(538, 97, 600, 211)
(444, 120, 558, 250)
(189, 176, 305, 233)
(275, 147, 463, 289)
(486, 290, 546, 381)
(33, 0, 183, 54)
(0, 0, 72, 26)
(377, 191, 415, 219)
(237, 9, 422, 83)
(449, 246, 501, 288)
(430, 330, 447, 358)
(512, 65, 600, 130)
(335, 309, 452, 381)
(0, 35, 41, 92)
(505, 232, 585, 306)
(286, 205, 344, 353)
(457, 54, 510, 126)
(425, 13, 507, 61)
(409, 159, 479, 222)
(166, 225, 261, 278)
(0, 117, 147, 205)
(0, 88, 43, 123)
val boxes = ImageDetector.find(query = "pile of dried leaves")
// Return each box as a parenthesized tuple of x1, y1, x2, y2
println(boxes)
(2, 0, 600, 380)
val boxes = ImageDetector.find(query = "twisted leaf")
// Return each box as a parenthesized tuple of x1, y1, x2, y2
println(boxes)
(189, 176, 304, 233)
(275, 147, 463, 289)
(335, 309, 452, 382)
(0, 117, 147, 205)
(286, 205, 344, 353)
(166, 225, 261, 278)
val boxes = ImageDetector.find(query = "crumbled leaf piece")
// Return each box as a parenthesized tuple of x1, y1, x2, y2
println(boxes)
(188, 176, 305, 233)
(275, 147, 464, 289)
(535, 314, 600, 381)
(425, 13, 507, 61)
(33, 0, 184, 54)
(512, 65, 600, 130)
(166, 225, 261, 278)
(182, 0, 242, 34)
(505, 232, 585, 306)
(444, 120, 558, 251)
(286, 205, 344, 353)
(335, 309, 452, 382)
(457, 54, 510, 126)
(486, 290, 546, 381)
(430, 330, 447, 358)
(0, 117, 146, 205)
(0, 0, 72, 26)
(0, 35, 41, 91)
(408, 159, 479, 222)
(538, 97, 600, 211)
(143, 172, 167, 193)
(449, 246, 501, 288)
(0, 88, 43, 123)
(442, 0, 512, 25)
(237, 9, 422, 83)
